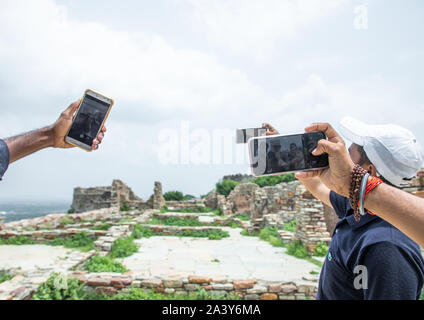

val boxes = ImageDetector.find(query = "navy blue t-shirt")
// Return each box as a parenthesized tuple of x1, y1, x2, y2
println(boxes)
(0, 139, 9, 180)
(316, 191, 424, 300)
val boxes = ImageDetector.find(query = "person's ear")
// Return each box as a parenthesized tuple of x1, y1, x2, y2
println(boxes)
(367, 164, 378, 176)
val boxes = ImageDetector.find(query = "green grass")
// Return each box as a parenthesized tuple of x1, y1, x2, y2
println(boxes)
(147, 217, 204, 227)
(309, 270, 319, 275)
(258, 227, 284, 247)
(236, 213, 250, 221)
(84, 255, 127, 273)
(160, 205, 220, 215)
(240, 229, 259, 237)
(33, 274, 241, 300)
(420, 290, 424, 300)
(119, 218, 133, 223)
(240, 227, 324, 267)
(0, 236, 35, 245)
(132, 224, 229, 240)
(286, 240, 309, 258)
(283, 220, 298, 232)
(92, 223, 112, 231)
(59, 216, 74, 226)
(132, 225, 153, 239)
(109, 237, 139, 258)
(0, 270, 14, 284)
(48, 232, 94, 252)
(313, 241, 329, 257)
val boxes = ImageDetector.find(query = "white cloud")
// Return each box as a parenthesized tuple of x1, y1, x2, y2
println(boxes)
(185, 0, 347, 60)
(0, 0, 272, 122)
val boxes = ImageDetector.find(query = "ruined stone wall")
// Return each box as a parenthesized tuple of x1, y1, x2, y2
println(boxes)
(71, 180, 165, 213)
(206, 181, 331, 252)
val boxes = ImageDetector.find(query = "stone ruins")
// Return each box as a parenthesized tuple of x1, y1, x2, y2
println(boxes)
(0, 173, 423, 300)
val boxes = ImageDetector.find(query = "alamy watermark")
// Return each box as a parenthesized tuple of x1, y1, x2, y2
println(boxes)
(157, 121, 250, 167)
(354, 4, 368, 30)
(353, 265, 368, 290)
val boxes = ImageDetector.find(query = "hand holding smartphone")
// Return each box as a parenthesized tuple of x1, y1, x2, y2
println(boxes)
(65, 89, 114, 151)
(248, 131, 329, 177)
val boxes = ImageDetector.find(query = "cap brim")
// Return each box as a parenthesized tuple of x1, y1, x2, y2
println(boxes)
(338, 117, 371, 146)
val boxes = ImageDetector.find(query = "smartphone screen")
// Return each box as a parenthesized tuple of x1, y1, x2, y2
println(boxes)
(67, 94, 111, 147)
(249, 131, 329, 176)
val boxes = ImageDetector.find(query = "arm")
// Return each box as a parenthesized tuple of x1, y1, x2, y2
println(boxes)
(364, 183, 424, 248)
(4, 101, 106, 164)
(296, 122, 424, 247)
(297, 176, 332, 208)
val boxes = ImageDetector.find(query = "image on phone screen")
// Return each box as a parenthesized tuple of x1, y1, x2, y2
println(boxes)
(249, 132, 329, 176)
(67, 95, 110, 147)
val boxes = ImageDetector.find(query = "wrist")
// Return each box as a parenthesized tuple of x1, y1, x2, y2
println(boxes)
(40, 125, 55, 148)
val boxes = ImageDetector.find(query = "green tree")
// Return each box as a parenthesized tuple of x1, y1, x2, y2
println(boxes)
(216, 180, 239, 197)
(163, 191, 184, 201)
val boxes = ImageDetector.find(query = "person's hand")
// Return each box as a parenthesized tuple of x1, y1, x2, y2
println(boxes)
(295, 123, 354, 197)
(262, 123, 279, 136)
(50, 100, 106, 150)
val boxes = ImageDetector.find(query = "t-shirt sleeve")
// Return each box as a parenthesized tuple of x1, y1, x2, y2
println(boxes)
(0, 139, 10, 180)
(359, 242, 423, 300)
(329, 190, 349, 219)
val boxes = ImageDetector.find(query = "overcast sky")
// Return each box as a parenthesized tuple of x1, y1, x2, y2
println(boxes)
(0, 0, 423, 203)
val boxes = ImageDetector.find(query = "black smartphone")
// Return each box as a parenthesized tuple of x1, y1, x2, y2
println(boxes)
(248, 131, 329, 177)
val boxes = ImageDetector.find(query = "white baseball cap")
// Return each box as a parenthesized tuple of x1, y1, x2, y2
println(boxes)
(338, 117, 424, 187)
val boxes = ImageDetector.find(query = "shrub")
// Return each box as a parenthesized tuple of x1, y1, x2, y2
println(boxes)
(163, 191, 184, 201)
(286, 241, 309, 259)
(120, 201, 130, 212)
(110, 237, 139, 258)
(84, 255, 127, 273)
(183, 194, 195, 201)
(283, 220, 298, 232)
(251, 173, 296, 187)
(32, 273, 86, 300)
(258, 227, 284, 247)
(132, 225, 153, 239)
(92, 223, 112, 231)
(313, 241, 329, 257)
(216, 180, 239, 197)
(67, 208, 76, 214)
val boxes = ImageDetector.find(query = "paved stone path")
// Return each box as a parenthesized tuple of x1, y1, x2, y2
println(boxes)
(0, 245, 78, 272)
(120, 227, 321, 282)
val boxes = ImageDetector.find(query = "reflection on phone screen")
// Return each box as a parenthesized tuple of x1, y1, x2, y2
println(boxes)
(68, 95, 109, 146)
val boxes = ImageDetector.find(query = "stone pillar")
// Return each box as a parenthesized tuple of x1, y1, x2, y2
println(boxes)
(152, 181, 165, 210)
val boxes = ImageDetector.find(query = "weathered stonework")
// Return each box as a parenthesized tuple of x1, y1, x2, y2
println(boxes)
(71, 180, 165, 213)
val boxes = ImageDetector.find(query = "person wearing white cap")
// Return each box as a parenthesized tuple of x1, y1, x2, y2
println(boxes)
(263, 120, 424, 300)
(337, 116, 424, 188)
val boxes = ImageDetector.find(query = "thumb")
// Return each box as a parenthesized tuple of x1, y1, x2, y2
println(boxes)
(63, 100, 81, 118)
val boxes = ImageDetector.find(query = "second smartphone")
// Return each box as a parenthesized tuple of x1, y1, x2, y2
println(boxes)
(248, 131, 329, 177)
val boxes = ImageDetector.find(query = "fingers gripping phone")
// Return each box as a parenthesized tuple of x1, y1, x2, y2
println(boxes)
(248, 131, 329, 177)
(65, 89, 114, 151)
